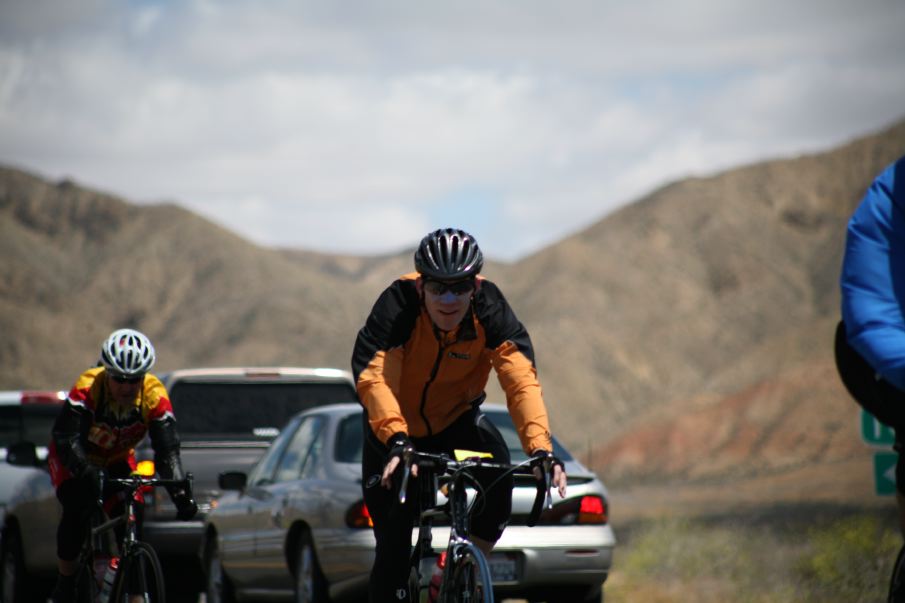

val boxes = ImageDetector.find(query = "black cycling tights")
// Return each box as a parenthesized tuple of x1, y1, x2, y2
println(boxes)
(362, 407, 512, 603)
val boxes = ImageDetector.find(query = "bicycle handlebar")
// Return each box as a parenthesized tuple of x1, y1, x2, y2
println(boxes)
(105, 473, 194, 490)
(397, 450, 554, 526)
(95, 471, 195, 507)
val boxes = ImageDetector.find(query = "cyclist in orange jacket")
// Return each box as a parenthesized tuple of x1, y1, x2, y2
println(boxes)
(48, 328, 196, 603)
(352, 228, 567, 602)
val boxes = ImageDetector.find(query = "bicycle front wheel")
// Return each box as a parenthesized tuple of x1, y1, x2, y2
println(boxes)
(442, 543, 493, 603)
(109, 542, 166, 603)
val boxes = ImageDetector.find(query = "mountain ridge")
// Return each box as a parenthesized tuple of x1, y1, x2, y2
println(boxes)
(3, 116, 905, 509)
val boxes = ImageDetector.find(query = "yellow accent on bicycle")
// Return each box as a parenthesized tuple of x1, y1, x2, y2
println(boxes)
(453, 449, 493, 461)
(134, 460, 156, 476)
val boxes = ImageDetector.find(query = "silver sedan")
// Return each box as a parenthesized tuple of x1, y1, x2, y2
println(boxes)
(200, 403, 615, 603)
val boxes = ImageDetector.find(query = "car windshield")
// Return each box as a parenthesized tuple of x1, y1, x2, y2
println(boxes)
(330, 408, 572, 464)
(0, 405, 59, 448)
(169, 382, 357, 438)
(483, 409, 573, 462)
(335, 413, 363, 463)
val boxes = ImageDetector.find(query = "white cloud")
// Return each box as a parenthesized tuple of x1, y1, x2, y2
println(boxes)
(197, 195, 431, 253)
(1, 0, 904, 261)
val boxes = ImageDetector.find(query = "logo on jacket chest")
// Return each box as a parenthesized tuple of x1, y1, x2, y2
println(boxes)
(88, 403, 147, 450)
(447, 351, 471, 360)
(87, 421, 147, 450)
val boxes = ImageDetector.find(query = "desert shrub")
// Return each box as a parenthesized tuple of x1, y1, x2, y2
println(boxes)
(606, 512, 899, 603)
(609, 516, 798, 602)
(796, 514, 899, 602)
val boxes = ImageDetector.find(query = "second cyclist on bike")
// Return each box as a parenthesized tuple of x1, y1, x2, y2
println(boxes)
(352, 228, 568, 602)
(48, 328, 198, 603)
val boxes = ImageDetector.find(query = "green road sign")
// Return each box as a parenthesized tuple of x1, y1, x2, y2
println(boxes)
(874, 451, 898, 496)
(861, 409, 896, 447)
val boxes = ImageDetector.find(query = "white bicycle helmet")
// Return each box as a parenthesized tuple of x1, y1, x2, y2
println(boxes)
(99, 328, 156, 376)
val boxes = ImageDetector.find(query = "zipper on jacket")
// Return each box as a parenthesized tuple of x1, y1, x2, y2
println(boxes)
(419, 334, 447, 438)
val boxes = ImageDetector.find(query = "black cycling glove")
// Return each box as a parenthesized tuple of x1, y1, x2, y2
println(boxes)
(530, 449, 565, 473)
(173, 492, 198, 521)
(78, 463, 102, 499)
(386, 432, 414, 463)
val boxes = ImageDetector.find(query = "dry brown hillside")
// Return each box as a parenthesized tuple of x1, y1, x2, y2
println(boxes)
(2, 117, 905, 508)
(500, 119, 905, 445)
(0, 169, 369, 386)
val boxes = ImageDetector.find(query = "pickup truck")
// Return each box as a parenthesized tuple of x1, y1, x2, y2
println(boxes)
(0, 367, 358, 602)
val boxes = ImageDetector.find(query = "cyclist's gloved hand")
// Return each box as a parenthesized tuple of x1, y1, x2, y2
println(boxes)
(382, 432, 414, 489)
(172, 491, 198, 521)
(386, 432, 414, 463)
(530, 450, 567, 498)
(530, 449, 564, 472)
(77, 463, 102, 497)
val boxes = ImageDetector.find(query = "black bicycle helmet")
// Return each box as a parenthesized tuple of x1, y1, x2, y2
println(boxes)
(414, 228, 484, 281)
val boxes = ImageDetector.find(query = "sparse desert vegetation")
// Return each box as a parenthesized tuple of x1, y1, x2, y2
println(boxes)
(605, 507, 900, 603)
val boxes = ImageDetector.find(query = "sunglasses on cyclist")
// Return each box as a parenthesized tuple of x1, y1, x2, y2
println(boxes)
(422, 279, 475, 297)
(109, 373, 144, 384)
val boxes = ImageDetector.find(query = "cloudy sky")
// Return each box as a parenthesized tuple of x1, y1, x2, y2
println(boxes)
(1, 1, 904, 261)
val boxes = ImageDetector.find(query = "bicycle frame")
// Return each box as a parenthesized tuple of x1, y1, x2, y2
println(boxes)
(400, 450, 553, 603)
(75, 472, 193, 603)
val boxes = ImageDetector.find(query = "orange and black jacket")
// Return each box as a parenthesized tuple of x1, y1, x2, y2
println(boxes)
(352, 272, 553, 454)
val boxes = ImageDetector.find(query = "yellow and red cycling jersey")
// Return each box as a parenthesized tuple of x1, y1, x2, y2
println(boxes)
(48, 366, 175, 487)
(352, 272, 553, 454)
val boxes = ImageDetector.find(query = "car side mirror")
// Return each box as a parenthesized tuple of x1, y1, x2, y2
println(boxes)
(218, 471, 247, 491)
(7, 441, 39, 467)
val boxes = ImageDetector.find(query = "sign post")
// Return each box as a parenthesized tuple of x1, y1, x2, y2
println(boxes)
(874, 452, 899, 496)
(861, 409, 898, 496)
(861, 410, 896, 446)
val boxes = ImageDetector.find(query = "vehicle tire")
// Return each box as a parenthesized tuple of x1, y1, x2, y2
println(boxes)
(444, 543, 492, 603)
(110, 541, 166, 603)
(0, 527, 38, 603)
(204, 536, 235, 603)
(292, 530, 329, 603)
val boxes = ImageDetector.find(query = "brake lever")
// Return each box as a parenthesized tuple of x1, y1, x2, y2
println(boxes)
(527, 454, 554, 527)
(542, 457, 554, 511)
(185, 471, 195, 498)
(398, 447, 414, 505)
(96, 469, 106, 508)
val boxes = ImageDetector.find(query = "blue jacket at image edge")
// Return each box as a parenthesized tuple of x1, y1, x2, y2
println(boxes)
(841, 156, 905, 391)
